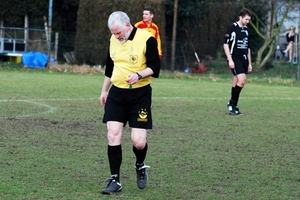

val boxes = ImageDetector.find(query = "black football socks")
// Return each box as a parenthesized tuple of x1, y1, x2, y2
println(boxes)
(108, 145, 122, 182)
(133, 143, 148, 167)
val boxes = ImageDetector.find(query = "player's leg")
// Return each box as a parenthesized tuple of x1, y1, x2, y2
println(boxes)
(131, 128, 150, 189)
(234, 73, 246, 113)
(131, 128, 148, 169)
(129, 85, 152, 189)
(106, 122, 124, 181)
(228, 75, 238, 114)
(102, 121, 124, 194)
(101, 86, 127, 194)
(228, 57, 246, 115)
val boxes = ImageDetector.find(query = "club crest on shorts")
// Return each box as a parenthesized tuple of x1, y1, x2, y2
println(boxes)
(130, 55, 138, 65)
(137, 108, 148, 122)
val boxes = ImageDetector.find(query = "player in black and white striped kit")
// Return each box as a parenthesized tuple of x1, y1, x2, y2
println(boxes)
(223, 8, 252, 115)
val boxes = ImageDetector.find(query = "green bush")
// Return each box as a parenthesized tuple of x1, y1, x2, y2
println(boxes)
(75, 0, 165, 66)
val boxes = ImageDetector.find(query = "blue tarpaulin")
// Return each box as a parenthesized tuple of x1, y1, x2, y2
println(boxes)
(22, 51, 48, 68)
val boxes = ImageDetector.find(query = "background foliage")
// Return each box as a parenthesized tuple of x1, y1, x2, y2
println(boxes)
(0, 0, 79, 32)
(0, 0, 79, 60)
(74, 0, 270, 69)
(75, 0, 165, 66)
(1, 0, 299, 71)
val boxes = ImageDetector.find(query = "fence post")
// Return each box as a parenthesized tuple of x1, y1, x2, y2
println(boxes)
(47, 0, 53, 68)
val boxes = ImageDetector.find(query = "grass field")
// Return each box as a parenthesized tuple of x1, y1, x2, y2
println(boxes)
(0, 67, 300, 199)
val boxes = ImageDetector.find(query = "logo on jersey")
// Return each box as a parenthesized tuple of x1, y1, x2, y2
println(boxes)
(137, 108, 148, 122)
(242, 29, 248, 36)
(111, 52, 116, 59)
(130, 55, 138, 65)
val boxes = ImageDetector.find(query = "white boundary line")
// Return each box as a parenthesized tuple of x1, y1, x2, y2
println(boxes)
(0, 96, 299, 119)
(153, 97, 300, 100)
(1, 96, 300, 102)
(0, 100, 57, 118)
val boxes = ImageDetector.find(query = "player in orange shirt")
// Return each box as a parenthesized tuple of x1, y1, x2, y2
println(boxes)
(135, 6, 162, 58)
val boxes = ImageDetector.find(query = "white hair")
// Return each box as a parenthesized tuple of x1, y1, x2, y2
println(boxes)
(108, 11, 130, 30)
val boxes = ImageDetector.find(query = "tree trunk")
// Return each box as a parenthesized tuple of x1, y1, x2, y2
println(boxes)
(256, 39, 277, 69)
(249, 0, 294, 69)
(171, 0, 178, 72)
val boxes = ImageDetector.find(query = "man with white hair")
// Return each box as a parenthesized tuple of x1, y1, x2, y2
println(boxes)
(99, 11, 160, 194)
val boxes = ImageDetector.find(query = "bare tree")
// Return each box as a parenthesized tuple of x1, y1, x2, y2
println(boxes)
(244, 0, 295, 69)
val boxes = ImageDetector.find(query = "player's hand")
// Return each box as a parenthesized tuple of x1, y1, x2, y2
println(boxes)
(228, 60, 235, 69)
(126, 73, 139, 85)
(248, 64, 252, 73)
(99, 91, 108, 107)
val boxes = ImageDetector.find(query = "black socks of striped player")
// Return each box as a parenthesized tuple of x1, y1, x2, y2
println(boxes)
(230, 85, 243, 106)
(133, 143, 148, 167)
(108, 145, 122, 182)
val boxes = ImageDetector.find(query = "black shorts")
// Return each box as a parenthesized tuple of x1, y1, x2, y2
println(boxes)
(103, 85, 152, 129)
(231, 54, 249, 75)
